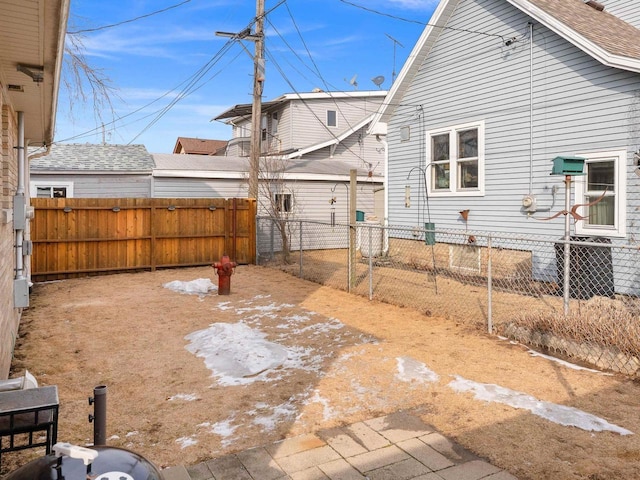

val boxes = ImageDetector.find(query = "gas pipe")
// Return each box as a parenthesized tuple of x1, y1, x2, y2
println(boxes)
(212, 254, 237, 295)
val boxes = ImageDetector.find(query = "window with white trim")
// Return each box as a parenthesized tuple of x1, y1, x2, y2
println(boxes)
(30, 182, 73, 198)
(574, 150, 627, 237)
(426, 121, 484, 196)
(327, 110, 337, 127)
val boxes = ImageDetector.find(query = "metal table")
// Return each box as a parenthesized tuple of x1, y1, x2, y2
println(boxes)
(0, 385, 59, 464)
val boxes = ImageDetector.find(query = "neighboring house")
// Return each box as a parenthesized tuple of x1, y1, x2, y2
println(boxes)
(371, 0, 640, 294)
(30, 144, 155, 198)
(173, 137, 228, 155)
(215, 90, 388, 173)
(30, 144, 379, 224)
(0, 0, 69, 377)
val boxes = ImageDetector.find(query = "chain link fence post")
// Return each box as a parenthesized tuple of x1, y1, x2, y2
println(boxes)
(299, 220, 303, 278)
(487, 234, 493, 334)
(369, 224, 373, 300)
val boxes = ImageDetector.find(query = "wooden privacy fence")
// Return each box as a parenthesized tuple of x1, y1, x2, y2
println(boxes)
(30, 198, 256, 281)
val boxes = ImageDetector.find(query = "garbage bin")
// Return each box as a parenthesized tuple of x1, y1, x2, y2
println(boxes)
(360, 220, 383, 257)
(554, 236, 614, 299)
(356, 210, 365, 222)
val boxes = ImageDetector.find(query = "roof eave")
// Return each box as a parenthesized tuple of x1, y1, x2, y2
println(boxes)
(286, 114, 376, 159)
(505, 0, 640, 73)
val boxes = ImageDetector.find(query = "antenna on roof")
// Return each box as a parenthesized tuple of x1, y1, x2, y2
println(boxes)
(385, 33, 404, 84)
(371, 75, 385, 89)
(344, 74, 358, 90)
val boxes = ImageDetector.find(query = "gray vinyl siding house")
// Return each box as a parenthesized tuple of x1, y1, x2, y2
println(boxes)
(372, 0, 640, 294)
(216, 91, 388, 176)
(30, 144, 154, 198)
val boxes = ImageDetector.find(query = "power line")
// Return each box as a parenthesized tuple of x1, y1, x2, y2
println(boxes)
(55, 40, 241, 145)
(127, 39, 239, 144)
(337, 0, 506, 41)
(67, 0, 192, 35)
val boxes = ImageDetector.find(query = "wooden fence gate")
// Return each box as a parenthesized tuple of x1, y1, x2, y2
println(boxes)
(30, 198, 256, 281)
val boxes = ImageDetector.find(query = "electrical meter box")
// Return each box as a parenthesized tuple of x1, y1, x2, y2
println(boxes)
(551, 156, 586, 176)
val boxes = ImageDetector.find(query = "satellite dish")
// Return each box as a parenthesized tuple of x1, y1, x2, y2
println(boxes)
(371, 75, 385, 89)
(348, 74, 358, 89)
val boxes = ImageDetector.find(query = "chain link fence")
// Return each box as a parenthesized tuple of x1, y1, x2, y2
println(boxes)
(257, 217, 640, 376)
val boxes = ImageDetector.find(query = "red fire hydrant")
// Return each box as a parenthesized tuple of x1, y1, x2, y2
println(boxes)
(212, 254, 237, 295)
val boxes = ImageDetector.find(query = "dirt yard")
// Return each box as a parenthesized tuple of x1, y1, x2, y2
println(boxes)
(5, 265, 640, 479)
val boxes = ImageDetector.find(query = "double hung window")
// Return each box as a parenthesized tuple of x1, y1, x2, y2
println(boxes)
(575, 150, 626, 237)
(427, 121, 484, 196)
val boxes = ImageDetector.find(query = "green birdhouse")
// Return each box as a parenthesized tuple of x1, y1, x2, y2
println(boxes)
(551, 156, 586, 176)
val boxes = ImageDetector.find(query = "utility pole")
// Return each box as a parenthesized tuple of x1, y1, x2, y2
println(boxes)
(249, 0, 265, 200)
(216, 0, 264, 200)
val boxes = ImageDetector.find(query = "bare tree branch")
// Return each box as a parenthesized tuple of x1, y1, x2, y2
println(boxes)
(62, 31, 120, 137)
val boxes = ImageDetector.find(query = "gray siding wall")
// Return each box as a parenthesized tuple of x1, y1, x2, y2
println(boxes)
(31, 174, 152, 198)
(388, 0, 640, 240)
(287, 96, 383, 148)
(153, 176, 379, 223)
(298, 126, 386, 173)
(264, 180, 377, 222)
(257, 180, 380, 255)
(153, 177, 247, 198)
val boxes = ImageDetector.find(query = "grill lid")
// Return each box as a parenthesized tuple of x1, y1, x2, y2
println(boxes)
(6, 444, 162, 480)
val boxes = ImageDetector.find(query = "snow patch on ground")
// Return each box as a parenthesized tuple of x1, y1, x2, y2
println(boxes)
(184, 322, 290, 386)
(448, 375, 632, 435)
(176, 435, 198, 449)
(163, 278, 217, 296)
(527, 350, 613, 375)
(306, 390, 338, 421)
(396, 356, 440, 384)
(168, 393, 199, 402)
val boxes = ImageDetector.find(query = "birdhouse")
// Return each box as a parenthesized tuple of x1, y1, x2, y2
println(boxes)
(551, 156, 586, 176)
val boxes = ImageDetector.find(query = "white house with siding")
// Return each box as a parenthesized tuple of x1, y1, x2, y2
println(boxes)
(371, 0, 640, 294)
(30, 143, 155, 198)
(215, 90, 387, 174)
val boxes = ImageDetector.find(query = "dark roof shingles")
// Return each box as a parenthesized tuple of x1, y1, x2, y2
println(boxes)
(31, 144, 155, 171)
(529, 0, 640, 60)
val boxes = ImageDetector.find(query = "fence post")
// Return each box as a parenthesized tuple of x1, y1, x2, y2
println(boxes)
(487, 234, 493, 335)
(563, 175, 571, 316)
(299, 220, 303, 278)
(369, 224, 373, 300)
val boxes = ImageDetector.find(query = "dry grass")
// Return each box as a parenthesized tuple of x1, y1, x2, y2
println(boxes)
(509, 296, 640, 357)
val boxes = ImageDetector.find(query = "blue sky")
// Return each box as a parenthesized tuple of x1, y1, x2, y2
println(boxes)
(55, 0, 438, 153)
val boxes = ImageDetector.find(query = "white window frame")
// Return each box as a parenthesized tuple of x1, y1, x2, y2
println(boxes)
(574, 150, 627, 238)
(30, 181, 74, 198)
(426, 120, 485, 197)
(327, 110, 337, 128)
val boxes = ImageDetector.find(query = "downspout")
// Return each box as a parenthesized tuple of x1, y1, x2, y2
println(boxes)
(15, 112, 25, 281)
(529, 22, 534, 194)
(25, 144, 52, 287)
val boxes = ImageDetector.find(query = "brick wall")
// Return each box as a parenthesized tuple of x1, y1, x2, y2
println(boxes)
(0, 92, 20, 378)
